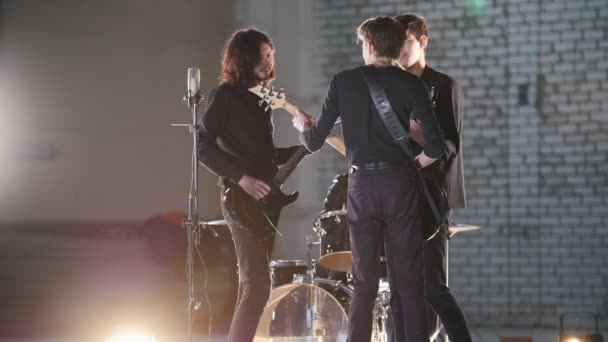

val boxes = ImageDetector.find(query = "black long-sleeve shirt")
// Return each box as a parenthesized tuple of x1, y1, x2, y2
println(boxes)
(197, 83, 295, 183)
(300, 65, 445, 166)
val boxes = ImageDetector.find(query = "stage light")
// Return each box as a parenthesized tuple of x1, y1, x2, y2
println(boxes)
(565, 337, 582, 342)
(558, 313, 604, 342)
(107, 332, 157, 342)
(559, 335, 603, 342)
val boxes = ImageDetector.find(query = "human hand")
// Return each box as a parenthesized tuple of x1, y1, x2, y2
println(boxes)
(409, 119, 424, 145)
(238, 175, 271, 199)
(292, 111, 314, 132)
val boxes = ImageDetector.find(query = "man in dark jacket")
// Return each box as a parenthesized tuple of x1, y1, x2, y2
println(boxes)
(389, 13, 471, 342)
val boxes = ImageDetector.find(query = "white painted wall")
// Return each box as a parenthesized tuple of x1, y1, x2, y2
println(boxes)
(0, 0, 340, 260)
(0, 0, 235, 221)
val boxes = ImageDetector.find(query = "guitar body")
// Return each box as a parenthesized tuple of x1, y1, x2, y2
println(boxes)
(222, 181, 299, 238)
(259, 187, 300, 215)
(421, 177, 449, 241)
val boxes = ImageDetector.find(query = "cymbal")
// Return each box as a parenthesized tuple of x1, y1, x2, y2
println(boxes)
(318, 251, 352, 273)
(201, 219, 228, 226)
(318, 209, 347, 220)
(448, 224, 481, 238)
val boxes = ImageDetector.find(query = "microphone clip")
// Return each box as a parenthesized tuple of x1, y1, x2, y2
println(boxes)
(183, 90, 204, 109)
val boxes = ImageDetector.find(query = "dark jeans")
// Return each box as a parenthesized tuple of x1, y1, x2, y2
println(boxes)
(346, 165, 428, 342)
(221, 192, 276, 342)
(389, 213, 472, 342)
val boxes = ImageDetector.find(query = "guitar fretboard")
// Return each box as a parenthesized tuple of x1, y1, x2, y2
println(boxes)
(272, 146, 309, 186)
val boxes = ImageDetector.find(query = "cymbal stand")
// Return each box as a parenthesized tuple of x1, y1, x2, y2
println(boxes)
(302, 232, 321, 283)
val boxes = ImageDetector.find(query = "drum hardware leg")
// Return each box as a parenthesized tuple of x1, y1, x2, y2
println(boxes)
(373, 290, 391, 342)
(305, 232, 321, 280)
(435, 230, 451, 342)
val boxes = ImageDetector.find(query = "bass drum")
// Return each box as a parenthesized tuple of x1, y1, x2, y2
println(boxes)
(254, 282, 348, 342)
(313, 278, 353, 315)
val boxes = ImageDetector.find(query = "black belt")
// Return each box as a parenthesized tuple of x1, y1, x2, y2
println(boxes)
(350, 161, 407, 172)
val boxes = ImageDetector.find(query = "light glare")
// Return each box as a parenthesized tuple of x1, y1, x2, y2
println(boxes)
(107, 332, 157, 342)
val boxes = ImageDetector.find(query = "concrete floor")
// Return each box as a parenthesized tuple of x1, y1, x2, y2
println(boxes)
(0, 224, 605, 342)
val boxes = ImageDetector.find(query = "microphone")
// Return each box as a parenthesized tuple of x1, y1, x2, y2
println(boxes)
(187, 67, 200, 97)
(184, 67, 203, 108)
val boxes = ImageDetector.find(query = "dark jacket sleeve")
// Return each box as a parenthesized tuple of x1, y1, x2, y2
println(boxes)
(299, 76, 340, 152)
(197, 86, 245, 182)
(445, 78, 466, 208)
(439, 79, 463, 157)
(409, 78, 446, 158)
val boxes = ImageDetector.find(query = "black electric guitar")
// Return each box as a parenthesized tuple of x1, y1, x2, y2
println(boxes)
(222, 145, 310, 238)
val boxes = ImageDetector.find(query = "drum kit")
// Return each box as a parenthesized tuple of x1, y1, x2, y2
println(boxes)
(203, 213, 481, 342)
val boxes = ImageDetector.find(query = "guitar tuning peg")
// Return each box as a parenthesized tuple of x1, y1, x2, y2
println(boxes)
(276, 88, 284, 99)
(260, 83, 267, 93)
(258, 98, 265, 107)
(264, 100, 274, 112)
(268, 85, 275, 96)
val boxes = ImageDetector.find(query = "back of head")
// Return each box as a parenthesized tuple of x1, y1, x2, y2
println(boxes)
(394, 13, 428, 40)
(219, 28, 276, 87)
(357, 16, 406, 59)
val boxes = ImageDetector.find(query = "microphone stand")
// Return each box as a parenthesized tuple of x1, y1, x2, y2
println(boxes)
(172, 89, 204, 342)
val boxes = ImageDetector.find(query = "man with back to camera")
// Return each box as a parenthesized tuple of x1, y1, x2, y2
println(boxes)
(292, 16, 446, 342)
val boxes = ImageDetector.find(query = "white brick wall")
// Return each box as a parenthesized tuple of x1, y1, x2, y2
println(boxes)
(312, 0, 608, 328)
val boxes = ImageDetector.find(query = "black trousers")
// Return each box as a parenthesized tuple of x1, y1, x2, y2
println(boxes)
(221, 190, 276, 342)
(389, 212, 473, 342)
(346, 165, 428, 342)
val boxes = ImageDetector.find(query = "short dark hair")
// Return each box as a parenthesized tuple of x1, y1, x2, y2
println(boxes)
(394, 13, 428, 41)
(219, 28, 276, 86)
(356, 16, 405, 59)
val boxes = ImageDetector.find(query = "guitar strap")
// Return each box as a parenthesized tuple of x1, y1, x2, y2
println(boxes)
(360, 67, 443, 236)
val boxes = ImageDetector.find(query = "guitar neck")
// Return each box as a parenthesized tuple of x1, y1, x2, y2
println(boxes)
(272, 145, 309, 186)
(281, 100, 346, 157)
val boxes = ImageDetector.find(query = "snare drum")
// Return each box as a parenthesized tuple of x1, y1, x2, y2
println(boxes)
(270, 260, 308, 289)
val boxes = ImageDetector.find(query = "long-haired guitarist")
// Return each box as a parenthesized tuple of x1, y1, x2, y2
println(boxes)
(197, 28, 303, 342)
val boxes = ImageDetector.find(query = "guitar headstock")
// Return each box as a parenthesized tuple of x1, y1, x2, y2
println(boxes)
(248, 82, 287, 112)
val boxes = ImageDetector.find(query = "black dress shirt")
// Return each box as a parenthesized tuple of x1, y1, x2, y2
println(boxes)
(300, 65, 445, 166)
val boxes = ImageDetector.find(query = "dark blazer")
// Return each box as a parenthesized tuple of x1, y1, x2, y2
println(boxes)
(420, 66, 466, 209)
